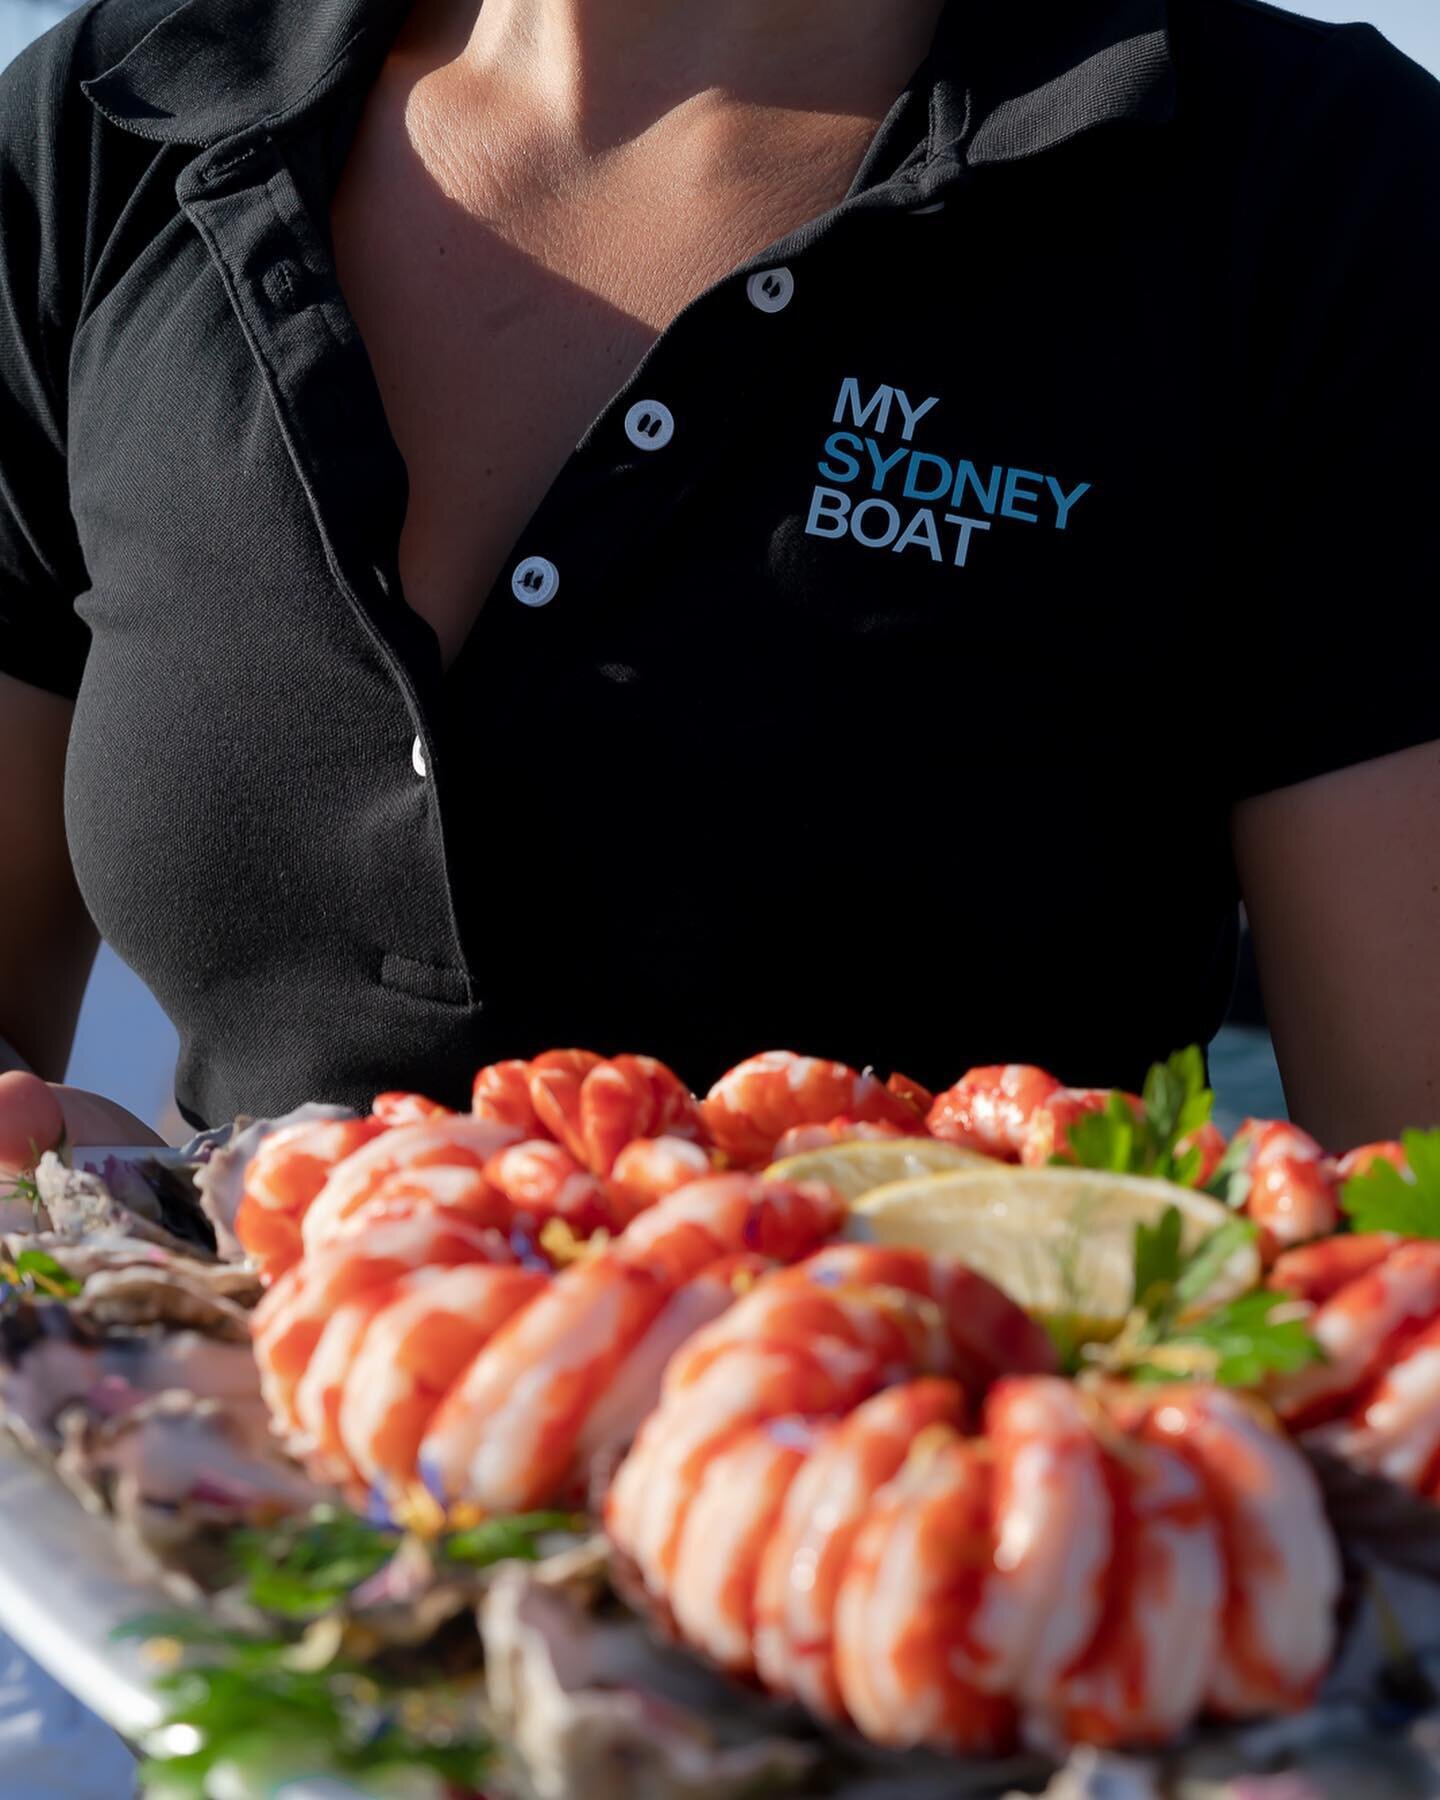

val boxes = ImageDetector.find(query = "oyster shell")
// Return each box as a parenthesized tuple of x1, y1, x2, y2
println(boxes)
(192, 1104, 357, 1260)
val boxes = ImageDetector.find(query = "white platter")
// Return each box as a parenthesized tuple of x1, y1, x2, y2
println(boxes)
(0, 1433, 166, 1740)
(0, 1436, 369, 1797)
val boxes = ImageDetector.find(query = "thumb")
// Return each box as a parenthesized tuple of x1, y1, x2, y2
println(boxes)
(0, 1070, 164, 1175)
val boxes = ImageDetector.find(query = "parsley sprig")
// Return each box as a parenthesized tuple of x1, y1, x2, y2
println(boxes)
(1340, 1130, 1440, 1238)
(227, 1502, 580, 1618)
(1099, 1205, 1324, 1387)
(0, 1248, 81, 1301)
(1059, 1047, 1215, 1186)
(125, 1504, 580, 1792)
(120, 1610, 493, 1798)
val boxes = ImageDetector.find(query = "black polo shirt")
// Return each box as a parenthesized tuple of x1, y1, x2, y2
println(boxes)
(3, 0, 1439, 1129)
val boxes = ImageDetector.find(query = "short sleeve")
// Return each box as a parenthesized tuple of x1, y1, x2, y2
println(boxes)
(0, 14, 95, 699)
(1225, 25, 1440, 802)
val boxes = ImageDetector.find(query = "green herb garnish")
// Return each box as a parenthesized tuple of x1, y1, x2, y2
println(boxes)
(1145, 1289, 1327, 1387)
(0, 1246, 82, 1300)
(1341, 1131, 1440, 1238)
(1203, 1131, 1255, 1210)
(1100, 1205, 1324, 1388)
(444, 1509, 581, 1569)
(118, 1613, 492, 1798)
(230, 1507, 399, 1619)
(1056, 1046, 1215, 1186)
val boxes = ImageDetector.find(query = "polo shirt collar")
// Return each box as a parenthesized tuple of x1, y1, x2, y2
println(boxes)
(80, 0, 1174, 167)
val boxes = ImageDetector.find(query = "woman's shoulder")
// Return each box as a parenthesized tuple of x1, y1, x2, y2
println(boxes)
(1, 0, 180, 112)
(1170, 0, 1440, 148)
(1, 0, 195, 341)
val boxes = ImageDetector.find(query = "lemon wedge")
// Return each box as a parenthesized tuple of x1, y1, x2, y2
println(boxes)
(765, 1137, 1000, 1203)
(848, 1166, 1258, 1338)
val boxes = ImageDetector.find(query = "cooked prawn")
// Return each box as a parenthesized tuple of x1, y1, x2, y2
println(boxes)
(480, 1142, 612, 1235)
(298, 1117, 521, 1254)
(699, 1052, 919, 1167)
(1176, 1121, 1228, 1186)
(530, 1052, 703, 1176)
(753, 1378, 967, 1718)
(251, 1210, 513, 1431)
(607, 1136, 714, 1215)
(668, 1417, 825, 1672)
(1332, 1141, 1408, 1182)
(926, 1065, 1061, 1161)
(1035, 1433, 1222, 1749)
(1308, 1315, 1440, 1495)
(607, 1337, 890, 1598)
(234, 1116, 389, 1283)
(418, 1175, 844, 1511)
(1269, 1233, 1401, 1305)
(470, 1060, 545, 1135)
(968, 1377, 1112, 1703)
(337, 1262, 549, 1493)
(771, 1117, 911, 1159)
(1019, 1089, 1142, 1169)
(832, 1435, 1016, 1753)
(1269, 1240, 1440, 1430)
(570, 1253, 773, 1480)
(370, 1091, 454, 1127)
(290, 1281, 402, 1475)
(1230, 1120, 1338, 1261)
(1137, 1386, 1339, 1716)
(608, 1246, 1053, 1604)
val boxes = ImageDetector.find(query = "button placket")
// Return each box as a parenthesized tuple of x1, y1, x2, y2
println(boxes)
(176, 132, 475, 1001)
(495, 248, 815, 620)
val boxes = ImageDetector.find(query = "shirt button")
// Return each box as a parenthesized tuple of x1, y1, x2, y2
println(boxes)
(411, 735, 428, 778)
(512, 555, 560, 606)
(262, 257, 308, 312)
(746, 267, 795, 313)
(623, 399, 675, 451)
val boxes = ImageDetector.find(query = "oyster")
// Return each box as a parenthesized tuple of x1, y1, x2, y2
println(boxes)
(56, 1390, 323, 1588)
(192, 1104, 357, 1260)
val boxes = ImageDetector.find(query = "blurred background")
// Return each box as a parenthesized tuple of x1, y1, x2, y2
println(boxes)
(5, 0, 1438, 1137)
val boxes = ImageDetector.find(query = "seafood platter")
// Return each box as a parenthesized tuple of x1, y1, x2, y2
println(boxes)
(3, 1047, 1440, 1798)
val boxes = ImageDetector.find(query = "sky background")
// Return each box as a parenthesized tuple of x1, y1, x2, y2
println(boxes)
(3, 0, 1435, 1136)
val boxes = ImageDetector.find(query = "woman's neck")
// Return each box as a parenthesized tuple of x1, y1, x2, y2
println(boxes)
(397, 0, 951, 148)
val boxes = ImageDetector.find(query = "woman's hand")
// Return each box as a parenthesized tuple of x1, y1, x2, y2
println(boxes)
(0, 1069, 165, 1176)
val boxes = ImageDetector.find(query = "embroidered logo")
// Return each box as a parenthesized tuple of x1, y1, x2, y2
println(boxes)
(804, 378, 1092, 569)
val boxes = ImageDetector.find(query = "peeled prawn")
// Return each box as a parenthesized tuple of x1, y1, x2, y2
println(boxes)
(1036, 1434, 1222, 1749)
(969, 1377, 1112, 1702)
(1229, 1120, 1339, 1261)
(470, 1051, 702, 1178)
(1139, 1386, 1339, 1716)
(771, 1117, 911, 1159)
(337, 1262, 548, 1491)
(833, 1436, 1016, 1753)
(1269, 1240, 1440, 1430)
(418, 1174, 844, 1511)
(1266, 1235, 1440, 1502)
(754, 1378, 967, 1718)
(926, 1065, 1061, 1161)
(607, 1246, 1054, 1612)
(234, 1116, 388, 1283)
(251, 1209, 513, 1432)
(699, 1052, 919, 1167)
(1019, 1088, 1142, 1169)
(299, 1117, 521, 1254)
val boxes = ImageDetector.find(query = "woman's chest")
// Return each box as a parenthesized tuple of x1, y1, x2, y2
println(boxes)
(327, 87, 881, 669)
